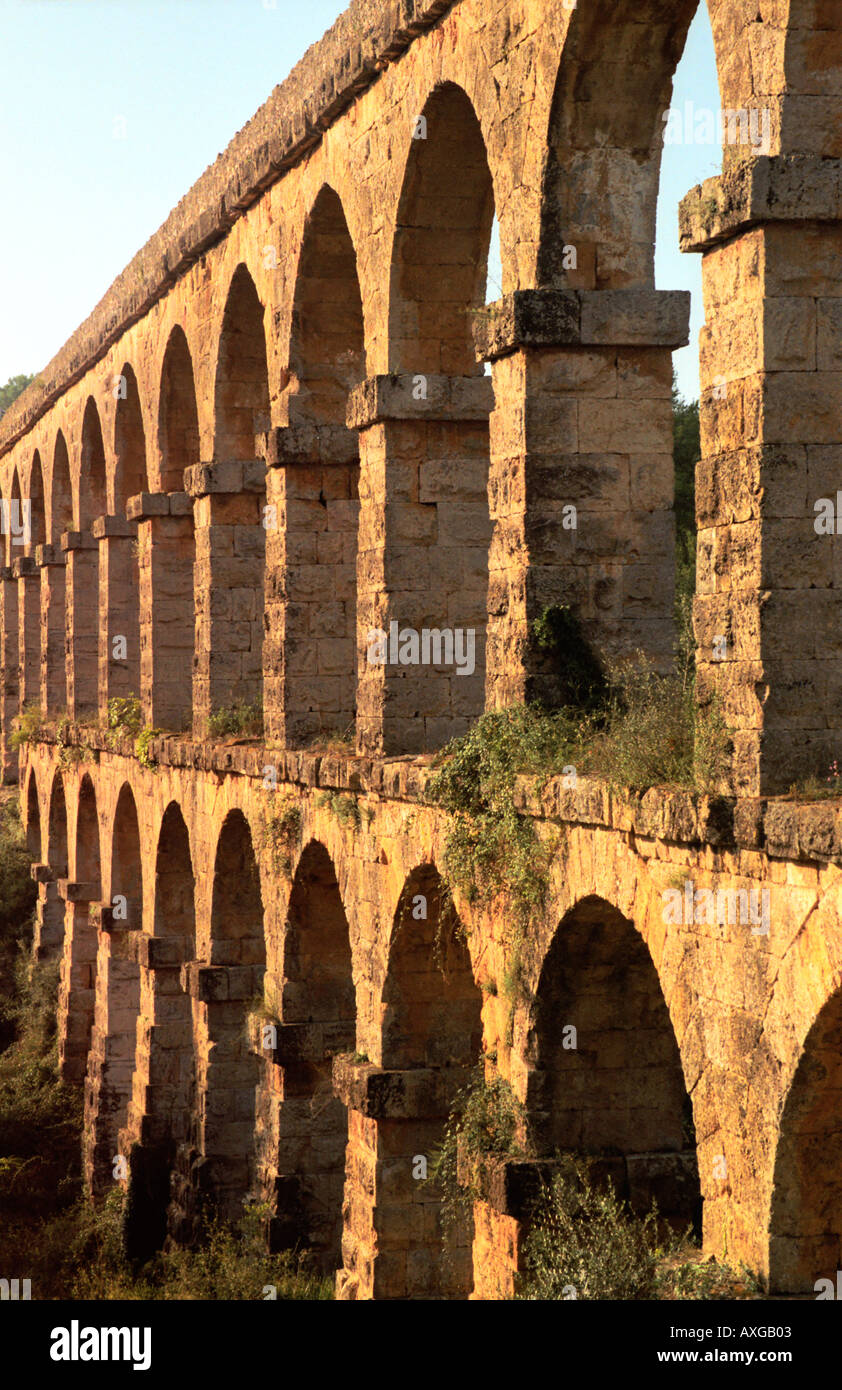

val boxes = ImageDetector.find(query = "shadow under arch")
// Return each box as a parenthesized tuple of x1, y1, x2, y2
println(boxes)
(372, 82, 495, 754)
(373, 864, 482, 1298)
(123, 801, 197, 1259)
(197, 810, 266, 1227)
(769, 983, 842, 1293)
(83, 782, 142, 1193)
(25, 765, 41, 860)
(527, 894, 701, 1230)
(43, 432, 73, 712)
(47, 769, 68, 877)
(201, 262, 269, 724)
(276, 185, 365, 747)
(58, 773, 101, 1082)
(110, 361, 146, 701)
(274, 839, 355, 1269)
(146, 326, 198, 729)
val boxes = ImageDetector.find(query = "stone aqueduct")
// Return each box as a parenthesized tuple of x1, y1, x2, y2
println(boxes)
(2, 0, 842, 1297)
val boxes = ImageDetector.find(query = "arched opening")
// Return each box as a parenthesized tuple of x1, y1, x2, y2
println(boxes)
(376, 866, 482, 1298)
(58, 774, 101, 1082)
(202, 811, 266, 1225)
(18, 459, 41, 708)
(528, 896, 701, 1230)
(199, 265, 269, 723)
(125, 802, 197, 1257)
(109, 363, 145, 701)
(50, 430, 73, 542)
(43, 433, 72, 713)
(71, 399, 107, 717)
(214, 264, 271, 460)
(25, 768, 40, 860)
(6, 468, 22, 567)
(80, 395, 107, 527)
(389, 83, 495, 376)
(83, 783, 142, 1192)
(279, 188, 364, 746)
(147, 328, 198, 728)
(114, 364, 147, 506)
(158, 326, 200, 492)
(277, 841, 354, 1268)
(376, 83, 494, 751)
(47, 771, 68, 877)
(769, 986, 842, 1293)
(28, 451, 46, 552)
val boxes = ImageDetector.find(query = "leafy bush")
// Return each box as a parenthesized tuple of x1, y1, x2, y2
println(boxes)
(433, 1067, 527, 1231)
(71, 1198, 333, 1301)
(517, 1157, 659, 1300)
(207, 702, 263, 739)
(106, 695, 143, 742)
(10, 703, 43, 751)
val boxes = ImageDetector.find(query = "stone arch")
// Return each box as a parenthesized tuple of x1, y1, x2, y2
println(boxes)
(6, 466, 22, 567)
(50, 429, 73, 542)
(158, 326, 200, 492)
(526, 894, 701, 1229)
(278, 185, 365, 745)
(146, 327, 198, 728)
(288, 185, 366, 422)
(83, 782, 143, 1192)
(28, 449, 46, 551)
(276, 839, 354, 1268)
(80, 396, 107, 527)
(373, 864, 482, 1298)
(110, 782, 144, 928)
(104, 364, 144, 705)
(196, 265, 269, 726)
(124, 801, 197, 1258)
(58, 774, 101, 1082)
(69, 399, 107, 717)
(25, 766, 41, 860)
(200, 810, 266, 1224)
(768, 981, 842, 1293)
(113, 363, 147, 508)
(47, 770, 68, 877)
(213, 263, 271, 460)
(388, 82, 496, 377)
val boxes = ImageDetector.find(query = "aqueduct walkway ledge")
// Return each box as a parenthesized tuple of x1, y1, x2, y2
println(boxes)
(19, 733, 842, 1299)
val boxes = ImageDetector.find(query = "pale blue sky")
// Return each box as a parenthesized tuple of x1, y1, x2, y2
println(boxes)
(0, 0, 720, 402)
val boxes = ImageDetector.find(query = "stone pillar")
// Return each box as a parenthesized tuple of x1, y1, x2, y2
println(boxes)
(30, 864, 65, 961)
(173, 960, 264, 1228)
(348, 374, 493, 756)
(681, 159, 842, 795)
(56, 878, 99, 1084)
(474, 289, 689, 710)
(36, 544, 66, 716)
(333, 1058, 472, 1300)
(63, 531, 98, 721)
(83, 904, 140, 1194)
(127, 492, 194, 732)
(183, 461, 265, 740)
(119, 932, 195, 1257)
(14, 557, 40, 713)
(0, 566, 19, 780)
(258, 426, 358, 747)
(93, 514, 140, 718)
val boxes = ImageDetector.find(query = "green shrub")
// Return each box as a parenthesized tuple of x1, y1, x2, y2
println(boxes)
(207, 701, 264, 739)
(135, 725, 162, 770)
(517, 1156, 659, 1301)
(106, 694, 143, 743)
(10, 703, 43, 750)
(432, 1067, 527, 1232)
(259, 797, 302, 876)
